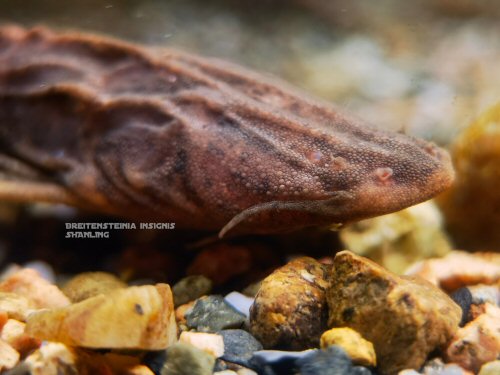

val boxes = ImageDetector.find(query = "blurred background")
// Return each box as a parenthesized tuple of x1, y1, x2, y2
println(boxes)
(1, 0, 499, 145)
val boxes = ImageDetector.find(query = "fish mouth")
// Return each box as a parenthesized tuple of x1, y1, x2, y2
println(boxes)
(349, 146, 455, 222)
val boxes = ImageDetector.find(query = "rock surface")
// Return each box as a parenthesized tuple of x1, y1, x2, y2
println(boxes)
(479, 360, 500, 375)
(172, 275, 213, 307)
(249, 257, 330, 350)
(179, 331, 224, 358)
(26, 284, 177, 350)
(297, 346, 373, 375)
(320, 327, 376, 367)
(62, 271, 127, 303)
(162, 343, 215, 375)
(327, 251, 461, 375)
(219, 329, 263, 368)
(405, 251, 500, 292)
(185, 295, 246, 332)
(445, 303, 500, 373)
(0, 269, 70, 309)
(0, 339, 19, 371)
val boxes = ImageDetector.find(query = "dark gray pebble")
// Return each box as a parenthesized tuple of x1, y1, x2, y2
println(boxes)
(250, 349, 317, 375)
(219, 329, 263, 368)
(450, 288, 473, 327)
(297, 346, 374, 375)
(186, 295, 246, 332)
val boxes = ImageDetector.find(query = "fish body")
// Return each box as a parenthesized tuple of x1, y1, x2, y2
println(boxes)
(0, 26, 454, 236)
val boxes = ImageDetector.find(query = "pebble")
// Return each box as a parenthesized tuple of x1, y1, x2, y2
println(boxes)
(478, 360, 500, 375)
(327, 251, 461, 375)
(0, 292, 35, 321)
(405, 251, 500, 292)
(19, 342, 77, 375)
(175, 300, 195, 326)
(296, 346, 372, 375)
(186, 295, 246, 332)
(62, 271, 127, 303)
(23, 261, 56, 283)
(179, 331, 224, 358)
(0, 319, 39, 354)
(420, 358, 473, 375)
(162, 342, 215, 375)
(0, 268, 70, 309)
(445, 303, 500, 372)
(450, 288, 473, 327)
(250, 349, 316, 375)
(172, 275, 213, 307)
(224, 291, 254, 317)
(467, 284, 500, 306)
(219, 329, 263, 368)
(0, 339, 19, 371)
(320, 327, 376, 367)
(249, 257, 330, 350)
(26, 283, 177, 350)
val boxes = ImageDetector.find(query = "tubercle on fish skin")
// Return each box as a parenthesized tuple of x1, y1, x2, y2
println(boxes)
(0, 25, 455, 235)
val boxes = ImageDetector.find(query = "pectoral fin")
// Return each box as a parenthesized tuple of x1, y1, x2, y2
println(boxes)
(219, 191, 353, 238)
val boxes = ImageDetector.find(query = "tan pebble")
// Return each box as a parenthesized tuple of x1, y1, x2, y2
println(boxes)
(122, 364, 156, 375)
(327, 251, 461, 375)
(250, 257, 330, 350)
(23, 342, 95, 374)
(179, 331, 224, 357)
(405, 251, 500, 291)
(0, 318, 40, 354)
(0, 339, 19, 371)
(479, 360, 500, 375)
(0, 292, 36, 321)
(0, 268, 70, 309)
(445, 303, 500, 373)
(320, 327, 376, 367)
(26, 283, 177, 350)
(62, 271, 127, 303)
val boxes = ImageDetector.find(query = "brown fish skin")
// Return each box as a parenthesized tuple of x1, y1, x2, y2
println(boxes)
(0, 25, 454, 236)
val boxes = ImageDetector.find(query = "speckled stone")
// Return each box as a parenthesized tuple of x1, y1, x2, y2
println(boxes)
(185, 295, 246, 332)
(327, 251, 461, 375)
(172, 275, 213, 307)
(249, 257, 330, 350)
(219, 329, 263, 368)
(161, 343, 215, 375)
